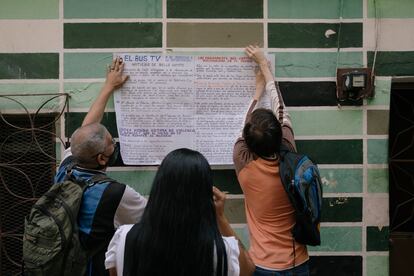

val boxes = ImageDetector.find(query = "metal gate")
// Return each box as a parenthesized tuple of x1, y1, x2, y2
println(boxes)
(389, 82, 414, 276)
(0, 94, 68, 275)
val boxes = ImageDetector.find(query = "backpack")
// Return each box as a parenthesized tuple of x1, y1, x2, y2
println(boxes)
(279, 146, 323, 246)
(23, 169, 111, 276)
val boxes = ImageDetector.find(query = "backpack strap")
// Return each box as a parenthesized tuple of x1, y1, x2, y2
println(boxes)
(89, 174, 116, 185)
(63, 161, 77, 183)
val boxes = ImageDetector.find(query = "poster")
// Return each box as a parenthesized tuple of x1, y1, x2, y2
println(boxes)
(114, 54, 273, 165)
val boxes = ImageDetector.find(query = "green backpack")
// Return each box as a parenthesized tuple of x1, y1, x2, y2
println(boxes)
(23, 172, 109, 276)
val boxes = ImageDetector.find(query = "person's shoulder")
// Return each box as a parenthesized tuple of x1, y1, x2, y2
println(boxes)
(233, 137, 256, 175)
(85, 174, 127, 199)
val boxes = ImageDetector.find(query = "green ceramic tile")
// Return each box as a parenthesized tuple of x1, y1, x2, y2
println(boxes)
(272, 52, 363, 78)
(167, 23, 263, 48)
(212, 170, 242, 194)
(0, 83, 59, 94)
(309, 226, 362, 251)
(368, 51, 414, 76)
(290, 110, 362, 136)
(107, 169, 241, 196)
(0, 83, 60, 110)
(368, 0, 414, 18)
(234, 226, 250, 249)
(0, 0, 58, 19)
(368, 78, 391, 106)
(65, 0, 162, 19)
(224, 198, 246, 224)
(321, 197, 362, 222)
(268, 0, 362, 19)
(367, 256, 388, 276)
(65, 112, 118, 138)
(106, 170, 155, 195)
(64, 53, 113, 79)
(64, 23, 162, 49)
(368, 169, 388, 193)
(367, 226, 389, 251)
(268, 23, 362, 48)
(296, 140, 363, 164)
(320, 168, 363, 193)
(0, 94, 64, 112)
(64, 82, 114, 108)
(168, 0, 262, 18)
(368, 139, 388, 164)
(367, 110, 389, 135)
(0, 54, 59, 79)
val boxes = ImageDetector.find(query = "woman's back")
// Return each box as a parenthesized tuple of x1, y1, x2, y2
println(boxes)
(105, 224, 241, 276)
(105, 148, 254, 276)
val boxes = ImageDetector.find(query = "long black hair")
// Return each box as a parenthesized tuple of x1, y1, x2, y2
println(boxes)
(123, 148, 228, 276)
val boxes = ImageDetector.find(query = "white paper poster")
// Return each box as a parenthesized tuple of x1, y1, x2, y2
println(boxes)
(114, 54, 273, 165)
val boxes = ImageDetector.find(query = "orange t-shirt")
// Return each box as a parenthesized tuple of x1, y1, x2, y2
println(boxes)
(233, 132, 308, 270)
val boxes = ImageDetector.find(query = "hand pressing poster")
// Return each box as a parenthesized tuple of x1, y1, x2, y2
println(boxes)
(114, 53, 273, 165)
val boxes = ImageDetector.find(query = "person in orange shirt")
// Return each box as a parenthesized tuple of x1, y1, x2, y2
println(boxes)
(233, 45, 309, 276)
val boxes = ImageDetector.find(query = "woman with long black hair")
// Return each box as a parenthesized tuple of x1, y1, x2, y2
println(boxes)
(105, 148, 254, 276)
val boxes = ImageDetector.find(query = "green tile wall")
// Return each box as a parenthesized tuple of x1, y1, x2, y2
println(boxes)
(367, 256, 389, 276)
(368, 139, 388, 164)
(368, 79, 391, 106)
(0, 83, 60, 110)
(0, 83, 59, 94)
(65, 112, 118, 138)
(269, 0, 362, 19)
(268, 23, 362, 48)
(368, 0, 414, 18)
(272, 52, 363, 78)
(107, 169, 242, 195)
(168, 0, 263, 19)
(320, 169, 363, 193)
(1, 0, 403, 274)
(296, 140, 363, 164)
(167, 23, 263, 48)
(106, 170, 155, 195)
(309, 227, 362, 252)
(223, 198, 246, 224)
(234, 226, 250, 248)
(64, 82, 112, 108)
(322, 197, 362, 222)
(367, 226, 389, 251)
(367, 169, 388, 193)
(212, 170, 242, 194)
(367, 110, 389, 135)
(64, 53, 113, 79)
(0, 54, 59, 79)
(64, 23, 162, 48)
(0, 94, 63, 111)
(0, 0, 59, 19)
(368, 51, 414, 76)
(64, 0, 162, 19)
(290, 110, 362, 136)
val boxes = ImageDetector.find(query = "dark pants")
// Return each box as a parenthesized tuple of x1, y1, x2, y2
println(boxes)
(254, 261, 309, 276)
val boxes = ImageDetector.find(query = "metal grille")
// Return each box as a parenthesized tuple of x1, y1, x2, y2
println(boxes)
(0, 94, 68, 275)
(389, 84, 414, 232)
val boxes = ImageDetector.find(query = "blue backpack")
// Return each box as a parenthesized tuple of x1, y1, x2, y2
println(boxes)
(279, 146, 323, 246)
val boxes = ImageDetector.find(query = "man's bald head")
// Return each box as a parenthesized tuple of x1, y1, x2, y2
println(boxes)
(71, 123, 110, 168)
